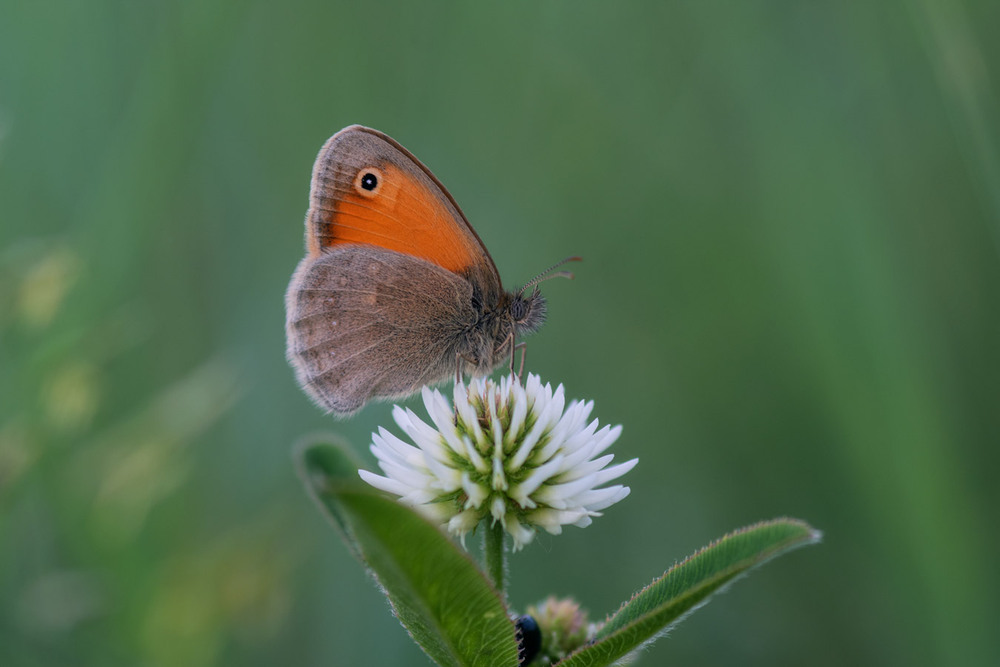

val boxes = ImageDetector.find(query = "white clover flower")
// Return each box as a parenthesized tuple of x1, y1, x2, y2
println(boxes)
(358, 373, 637, 550)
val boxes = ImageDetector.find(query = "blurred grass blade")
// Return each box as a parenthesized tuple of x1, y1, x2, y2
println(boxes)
(295, 438, 520, 667)
(559, 518, 821, 667)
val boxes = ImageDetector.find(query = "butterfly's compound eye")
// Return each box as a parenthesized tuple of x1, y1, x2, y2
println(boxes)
(515, 615, 542, 666)
(510, 297, 529, 322)
(354, 167, 384, 197)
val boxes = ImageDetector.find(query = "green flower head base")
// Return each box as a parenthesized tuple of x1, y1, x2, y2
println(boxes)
(359, 373, 637, 550)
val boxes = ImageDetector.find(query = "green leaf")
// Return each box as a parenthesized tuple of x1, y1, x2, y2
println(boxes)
(295, 437, 520, 667)
(559, 518, 821, 667)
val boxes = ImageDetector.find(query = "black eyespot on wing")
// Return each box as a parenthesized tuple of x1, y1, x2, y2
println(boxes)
(515, 615, 542, 666)
(352, 167, 384, 198)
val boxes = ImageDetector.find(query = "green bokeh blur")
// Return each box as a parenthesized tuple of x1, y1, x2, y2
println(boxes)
(2, 2, 998, 666)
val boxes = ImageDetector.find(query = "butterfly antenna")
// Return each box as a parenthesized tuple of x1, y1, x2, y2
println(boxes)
(519, 256, 582, 295)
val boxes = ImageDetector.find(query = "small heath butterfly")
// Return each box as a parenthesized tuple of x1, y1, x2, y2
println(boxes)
(285, 125, 575, 416)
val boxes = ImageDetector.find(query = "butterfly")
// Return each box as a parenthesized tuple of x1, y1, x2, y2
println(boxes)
(285, 125, 575, 416)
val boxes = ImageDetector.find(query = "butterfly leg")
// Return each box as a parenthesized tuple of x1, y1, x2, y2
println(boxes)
(502, 332, 515, 371)
(453, 352, 481, 422)
(515, 343, 528, 380)
(500, 331, 528, 382)
(454, 352, 481, 384)
(505, 335, 528, 382)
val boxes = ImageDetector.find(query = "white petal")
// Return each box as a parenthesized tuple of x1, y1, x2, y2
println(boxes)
(461, 471, 488, 509)
(506, 515, 536, 551)
(375, 459, 432, 489)
(358, 470, 409, 496)
(555, 420, 603, 464)
(589, 424, 624, 457)
(589, 458, 639, 486)
(421, 454, 463, 491)
(526, 508, 571, 532)
(492, 455, 507, 491)
(534, 473, 599, 508)
(422, 387, 464, 453)
(461, 435, 488, 473)
(490, 496, 507, 524)
(447, 509, 481, 537)
(394, 408, 451, 463)
(554, 418, 601, 459)
(510, 454, 565, 503)
(371, 428, 422, 467)
(436, 418, 470, 463)
(559, 450, 615, 482)
(575, 485, 631, 511)
(523, 374, 548, 406)
(399, 489, 444, 505)
(537, 400, 594, 462)
(489, 398, 504, 455)
(509, 389, 565, 470)
(504, 380, 529, 447)
(455, 385, 485, 445)
(498, 374, 513, 397)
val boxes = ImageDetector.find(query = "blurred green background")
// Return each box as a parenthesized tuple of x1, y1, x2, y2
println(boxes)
(2, 1, 998, 665)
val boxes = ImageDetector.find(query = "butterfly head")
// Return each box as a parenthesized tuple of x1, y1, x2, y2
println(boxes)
(509, 287, 547, 337)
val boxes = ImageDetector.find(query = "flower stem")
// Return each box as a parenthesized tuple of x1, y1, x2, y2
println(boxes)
(484, 521, 506, 592)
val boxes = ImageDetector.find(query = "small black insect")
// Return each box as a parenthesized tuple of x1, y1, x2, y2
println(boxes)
(515, 614, 542, 666)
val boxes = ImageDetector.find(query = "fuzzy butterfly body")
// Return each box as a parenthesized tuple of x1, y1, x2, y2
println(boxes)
(285, 126, 549, 416)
